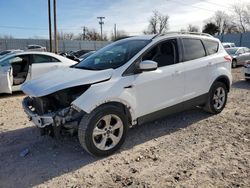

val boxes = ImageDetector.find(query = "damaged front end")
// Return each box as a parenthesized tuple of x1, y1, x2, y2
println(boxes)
(22, 85, 89, 136)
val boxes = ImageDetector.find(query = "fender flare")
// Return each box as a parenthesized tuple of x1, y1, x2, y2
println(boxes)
(210, 75, 231, 92)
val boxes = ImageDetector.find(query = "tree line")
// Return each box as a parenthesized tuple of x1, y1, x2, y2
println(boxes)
(145, 3, 250, 35)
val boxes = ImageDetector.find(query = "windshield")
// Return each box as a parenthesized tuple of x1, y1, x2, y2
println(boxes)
(226, 48, 238, 55)
(74, 39, 151, 70)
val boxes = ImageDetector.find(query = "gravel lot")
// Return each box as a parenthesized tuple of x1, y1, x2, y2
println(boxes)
(0, 67, 249, 188)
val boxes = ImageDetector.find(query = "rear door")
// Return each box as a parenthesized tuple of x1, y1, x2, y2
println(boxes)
(181, 38, 210, 101)
(31, 54, 61, 79)
(236, 48, 245, 65)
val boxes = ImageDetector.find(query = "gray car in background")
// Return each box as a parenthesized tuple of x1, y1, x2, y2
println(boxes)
(226, 47, 250, 68)
(222, 42, 236, 48)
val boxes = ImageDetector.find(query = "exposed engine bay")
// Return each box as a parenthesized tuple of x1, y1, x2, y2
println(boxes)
(23, 85, 90, 137)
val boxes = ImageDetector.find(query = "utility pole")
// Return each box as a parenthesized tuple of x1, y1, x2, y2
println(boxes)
(97, 16, 105, 40)
(53, 0, 58, 53)
(48, 0, 52, 52)
(82, 26, 86, 40)
(114, 24, 117, 40)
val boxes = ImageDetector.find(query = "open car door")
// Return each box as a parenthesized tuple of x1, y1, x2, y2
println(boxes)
(0, 65, 13, 94)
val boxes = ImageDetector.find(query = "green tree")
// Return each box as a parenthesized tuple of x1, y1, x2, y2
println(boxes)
(202, 22, 219, 35)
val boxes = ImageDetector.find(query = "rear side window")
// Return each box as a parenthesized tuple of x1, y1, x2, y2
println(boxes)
(203, 40, 219, 55)
(33, 54, 60, 64)
(182, 38, 206, 61)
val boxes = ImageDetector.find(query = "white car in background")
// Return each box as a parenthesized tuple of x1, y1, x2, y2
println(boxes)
(27, 45, 46, 52)
(0, 52, 77, 94)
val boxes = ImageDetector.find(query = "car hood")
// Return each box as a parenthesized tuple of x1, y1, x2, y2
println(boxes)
(21, 67, 113, 97)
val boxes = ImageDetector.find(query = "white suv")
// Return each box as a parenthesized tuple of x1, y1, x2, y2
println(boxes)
(22, 32, 232, 156)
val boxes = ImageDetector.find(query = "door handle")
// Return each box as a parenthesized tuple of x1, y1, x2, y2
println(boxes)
(173, 70, 182, 76)
(207, 62, 213, 66)
(124, 84, 134, 89)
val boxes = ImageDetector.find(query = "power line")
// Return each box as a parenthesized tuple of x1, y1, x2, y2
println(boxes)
(0, 25, 84, 31)
(200, 0, 234, 9)
(198, 0, 233, 10)
(166, 0, 217, 12)
(0, 25, 48, 30)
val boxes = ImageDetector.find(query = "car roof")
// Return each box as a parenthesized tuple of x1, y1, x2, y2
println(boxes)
(0, 51, 76, 63)
(14, 51, 58, 56)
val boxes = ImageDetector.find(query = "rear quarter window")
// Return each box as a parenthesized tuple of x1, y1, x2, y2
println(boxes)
(33, 54, 60, 64)
(203, 40, 219, 55)
(182, 38, 206, 61)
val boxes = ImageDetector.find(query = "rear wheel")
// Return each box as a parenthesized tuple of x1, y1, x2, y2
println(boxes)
(204, 82, 228, 114)
(232, 59, 237, 68)
(78, 105, 128, 156)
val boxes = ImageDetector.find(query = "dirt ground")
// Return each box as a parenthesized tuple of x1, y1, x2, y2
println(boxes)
(0, 68, 249, 188)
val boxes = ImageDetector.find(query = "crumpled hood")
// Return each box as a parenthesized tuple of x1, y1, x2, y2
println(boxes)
(21, 67, 113, 97)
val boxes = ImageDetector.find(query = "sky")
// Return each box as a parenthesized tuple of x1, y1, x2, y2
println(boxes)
(0, 0, 248, 39)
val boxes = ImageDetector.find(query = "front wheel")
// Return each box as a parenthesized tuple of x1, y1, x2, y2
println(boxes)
(204, 82, 228, 114)
(78, 105, 128, 156)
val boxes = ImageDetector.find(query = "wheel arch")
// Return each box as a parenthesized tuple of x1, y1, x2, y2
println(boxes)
(85, 100, 135, 126)
(213, 75, 231, 92)
(232, 58, 237, 62)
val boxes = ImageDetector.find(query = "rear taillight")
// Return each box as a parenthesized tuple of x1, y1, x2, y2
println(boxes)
(224, 55, 232, 62)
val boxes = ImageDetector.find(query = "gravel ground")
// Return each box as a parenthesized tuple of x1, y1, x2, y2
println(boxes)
(0, 67, 249, 188)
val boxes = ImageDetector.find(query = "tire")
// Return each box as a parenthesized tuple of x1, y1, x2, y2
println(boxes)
(204, 82, 228, 114)
(232, 59, 237, 68)
(78, 105, 128, 156)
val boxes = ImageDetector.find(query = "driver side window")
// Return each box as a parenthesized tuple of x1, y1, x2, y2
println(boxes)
(142, 39, 178, 67)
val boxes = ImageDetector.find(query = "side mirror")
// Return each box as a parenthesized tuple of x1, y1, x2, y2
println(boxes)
(139, 60, 158, 71)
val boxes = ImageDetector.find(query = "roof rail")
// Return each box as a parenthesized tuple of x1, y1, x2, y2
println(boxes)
(156, 31, 213, 38)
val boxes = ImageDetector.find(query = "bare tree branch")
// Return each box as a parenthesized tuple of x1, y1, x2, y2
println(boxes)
(144, 11, 169, 34)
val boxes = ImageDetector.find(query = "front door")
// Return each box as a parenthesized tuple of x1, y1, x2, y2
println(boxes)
(0, 65, 12, 94)
(31, 54, 61, 79)
(131, 39, 185, 118)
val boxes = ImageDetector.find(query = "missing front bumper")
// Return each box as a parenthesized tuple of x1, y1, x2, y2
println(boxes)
(22, 97, 55, 128)
(22, 97, 85, 129)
